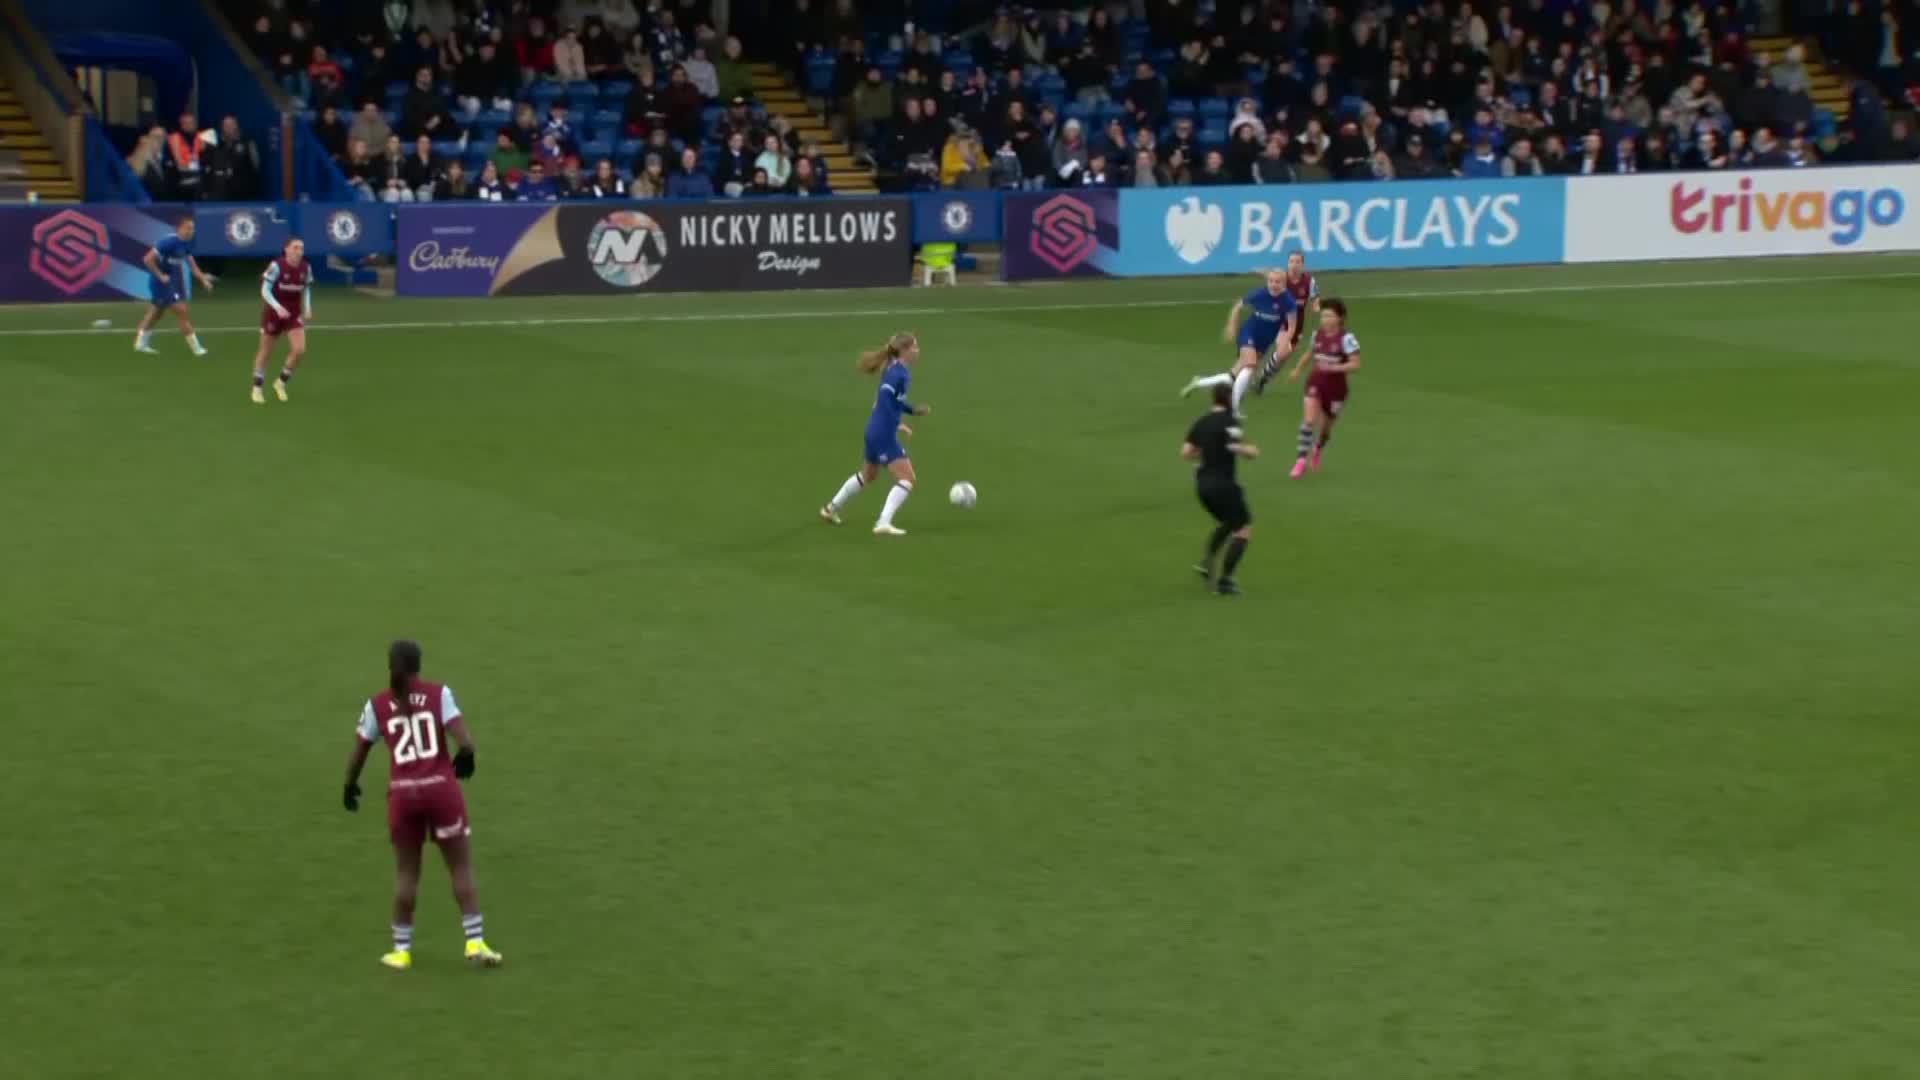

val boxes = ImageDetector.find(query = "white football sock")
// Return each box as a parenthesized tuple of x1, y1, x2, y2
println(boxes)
(877, 481, 912, 527)
(187, 334, 203, 350)
(1231, 368, 1252, 413)
(1192, 373, 1232, 390)
(828, 473, 865, 511)
(134, 330, 149, 345)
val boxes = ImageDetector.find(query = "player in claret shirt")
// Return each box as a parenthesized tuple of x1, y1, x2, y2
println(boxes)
(252, 238, 311, 404)
(343, 640, 504, 970)
(1282, 298, 1362, 478)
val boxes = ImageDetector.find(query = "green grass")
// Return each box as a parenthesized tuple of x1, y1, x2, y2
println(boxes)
(4, 255, 1920, 1079)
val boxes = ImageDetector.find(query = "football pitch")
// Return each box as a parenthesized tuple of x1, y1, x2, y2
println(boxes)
(5, 255, 1920, 1078)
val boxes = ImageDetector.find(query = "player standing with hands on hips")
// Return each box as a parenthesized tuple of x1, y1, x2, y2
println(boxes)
(133, 216, 214, 356)
(1182, 383, 1259, 595)
(819, 331, 931, 537)
(342, 640, 504, 970)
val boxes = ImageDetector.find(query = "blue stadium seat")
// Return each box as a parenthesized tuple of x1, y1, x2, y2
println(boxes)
(616, 137, 644, 163)
(530, 82, 563, 109)
(381, 109, 399, 129)
(1096, 102, 1128, 126)
(431, 139, 464, 159)
(578, 136, 614, 162)
(1338, 94, 1367, 118)
(565, 80, 597, 103)
(1812, 108, 1836, 138)
(877, 59, 900, 80)
(1039, 90, 1066, 113)
(600, 80, 633, 105)
(591, 108, 622, 137)
(806, 65, 834, 96)
(1148, 48, 1176, 68)
(464, 145, 491, 171)
(1063, 102, 1093, 125)
(1507, 85, 1532, 108)
(384, 81, 409, 103)
(1198, 97, 1230, 120)
(473, 108, 511, 134)
(1167, 98, 1196, 117)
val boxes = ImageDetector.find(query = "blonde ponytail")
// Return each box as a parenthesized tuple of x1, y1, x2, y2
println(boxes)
(855, 331, 917, 375)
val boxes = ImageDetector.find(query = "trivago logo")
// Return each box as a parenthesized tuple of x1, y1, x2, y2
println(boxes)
(1670, 177, 1905, 246)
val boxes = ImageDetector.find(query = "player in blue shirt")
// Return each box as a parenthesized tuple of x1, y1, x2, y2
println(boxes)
(134, 216, 215, 356)
(1179, 268, 1297, 418)
(819, 332, 932, 537)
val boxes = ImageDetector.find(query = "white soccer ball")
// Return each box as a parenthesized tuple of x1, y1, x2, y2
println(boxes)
(948, 481, 978, 509)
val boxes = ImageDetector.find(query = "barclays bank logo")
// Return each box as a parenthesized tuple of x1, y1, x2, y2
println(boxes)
(1164, 196, 1224, 264)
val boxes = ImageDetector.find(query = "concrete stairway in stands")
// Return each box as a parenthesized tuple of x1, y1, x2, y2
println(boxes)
(750, 61, 875, 194)
(0, 70, 76, 200)
(1749, 34, 1851, 125)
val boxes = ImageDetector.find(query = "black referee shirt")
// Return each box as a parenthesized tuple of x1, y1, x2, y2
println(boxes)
(1186, 409, 1242, 484)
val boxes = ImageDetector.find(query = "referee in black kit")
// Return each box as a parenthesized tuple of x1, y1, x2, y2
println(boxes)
(1182, 383, 1260, 595)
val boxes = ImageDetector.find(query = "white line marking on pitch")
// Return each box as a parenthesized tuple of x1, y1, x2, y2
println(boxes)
(1, 270, 1917, 338)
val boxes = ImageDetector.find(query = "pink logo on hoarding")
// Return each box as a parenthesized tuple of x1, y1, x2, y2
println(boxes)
(29, 210, 111, 295)
(1028, 194, 1097, 273)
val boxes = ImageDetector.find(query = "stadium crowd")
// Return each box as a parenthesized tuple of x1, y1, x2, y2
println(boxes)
(227, 0, 832, 201)
(125, 112, 265, 202)
(782, 0, 1920, 190)
(188, 1, 1920, 202)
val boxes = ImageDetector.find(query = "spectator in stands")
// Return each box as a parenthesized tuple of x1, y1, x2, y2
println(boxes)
(1293, 141, 1329, 182)
(355, 39, 397, 106)
(167, 111, 205, 201)
(1887, 119, 1920, 161)
(1771, 43, 1811, 96)
(557, 158, 589, 199)
(543, 99, 577, 154)
(583, 21, 622, 80)
(397, 27, 438, 81)
(1193, 148, 1231, 186)
(1081, 151, 1114, 187)
(714, 35, 752, 104)
(402, 67, 450, 139)
(1686, 128, 1729, 169)
(517, 159, 559, 200)
(743, 167, 774, 196)
(623, 65, 664, 135)
(850, 68, 894, 156)
(597, 157, 637, 197)
(549, 24, 583, 83)
(128, 123, 174, 199)
(350, 101, 393, 155)
(663, 64, 705, 144)
(1395, 130, 1441, 178)
(1160, 115, 1198, 168)
(456, 40, 514, 114)
(1228, 97, 1264, 141)
(624, 31, 653, 79)
(1127, 148, 1159, 186)
(342, 137, 378, 199)
(718, 96, 760, 145)
(208, 115, 261, 200)
(1226, 123, 1262, 182)
(987, 140, 1022, 188)
(1002, 101, 1046, 187)
(376, 133, 416, 202)
(756, 133, 791, 188)
(476, 160, 509, 200)
(276, 50, 311, 106)
(1613, 136, 1640, 173)
(1123, 60, 1166, 130)
(490, 128, 530, 177)
(314, 104, 349, 163)
(510, 102, 541, 150)
(432, 159, 473, 200)
(713, 130, 752, 193)
(684, 44, 719, 99)
(667, 145, 713, 197)
(308, 45, 346, 106)
(518, 16, 557, 78)
(533, 131, 567, 175)
(401, 133, 440, 195)
(1460, 132, 1501, 177)
(1506, 135, 1547, 177)
(650, 9, 686, 69)
(1065, 39, 1109, 108)
(940, 126, 985, 189)
(1666, 72, 1723, 135)
(787, 155, 827, 196)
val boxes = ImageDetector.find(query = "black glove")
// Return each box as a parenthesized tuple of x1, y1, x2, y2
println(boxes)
(453, 747, 475, 780)
(343, 782, 361, 812)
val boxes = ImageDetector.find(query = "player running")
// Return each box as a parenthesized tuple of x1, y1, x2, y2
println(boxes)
(343, 640, 504, 971)
(1283, 298, 1361, 478)
(132, 216, 213, 356)
(252, 238, 312, 404)
(1180, 268, 1297, 418)
(1256, 252, 1318, 394)
(819, 331, 931, 537)
(1182, 382, 1260, 595)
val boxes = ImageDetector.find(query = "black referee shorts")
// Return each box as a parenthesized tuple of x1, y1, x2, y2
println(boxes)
(1197, 480, 1251, 529)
